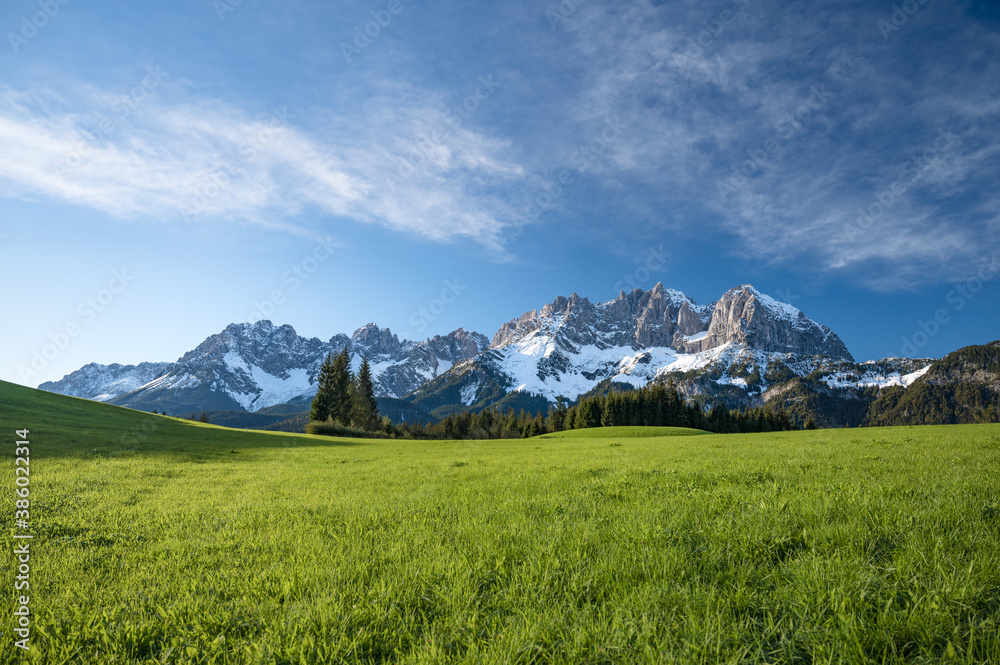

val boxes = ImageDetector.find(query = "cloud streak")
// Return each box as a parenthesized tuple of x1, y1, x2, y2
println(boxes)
(1, 0, 998, 289)
(0, 78, 527, 249)
(511, 0, 1000, 288)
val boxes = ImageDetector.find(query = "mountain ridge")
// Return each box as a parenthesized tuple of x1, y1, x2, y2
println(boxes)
(40, 321, 489, 414)
(39, 282, 930, 418)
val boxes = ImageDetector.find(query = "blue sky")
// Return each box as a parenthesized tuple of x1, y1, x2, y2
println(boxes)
(1, 0, 998, 386)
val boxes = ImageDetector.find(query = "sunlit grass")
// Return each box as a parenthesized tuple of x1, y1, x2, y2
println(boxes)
(2, 381, 999, 663)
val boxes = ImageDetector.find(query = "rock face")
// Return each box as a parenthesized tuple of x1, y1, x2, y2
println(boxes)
(673, 285, 854, 361)
(409, 283, 858, 414)
(488, 282, 848, 360)
(490, 284, 714, 351)
(361, 328, 489, 398)
(40, 321, 488, 414)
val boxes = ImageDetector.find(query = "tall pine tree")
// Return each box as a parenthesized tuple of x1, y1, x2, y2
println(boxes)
(351, 356, 380, 431)
(548, 396, 568, 432)
(330, 346, 353, 425)
(310, 353, 335, 422)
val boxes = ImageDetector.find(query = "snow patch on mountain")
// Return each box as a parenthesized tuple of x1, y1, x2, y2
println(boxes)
(240, 367, 312, 411)
(461, 381, 479, 406)
(902, 365, 932, 386)
(499, 331, 773, 401)
(218, 350, 314, 411)
(821, 363, 933, 390)
(745, 285, 803, 326)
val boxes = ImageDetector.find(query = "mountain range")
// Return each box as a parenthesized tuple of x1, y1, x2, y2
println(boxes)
(41, 283, 969, 426)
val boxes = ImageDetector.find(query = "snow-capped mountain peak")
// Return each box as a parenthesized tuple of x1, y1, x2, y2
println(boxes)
(40, 320, 488, 414)
(41, 283, 858, 416)
(674, 284, 852, 361)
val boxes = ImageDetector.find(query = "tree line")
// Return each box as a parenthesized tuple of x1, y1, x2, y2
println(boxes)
(308, 347, 382, 434)
(315, 379, 797, 440)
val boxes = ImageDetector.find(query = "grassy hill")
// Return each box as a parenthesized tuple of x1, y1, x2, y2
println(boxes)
(2, 379, 999, 663)
(0, 380, 328, 459)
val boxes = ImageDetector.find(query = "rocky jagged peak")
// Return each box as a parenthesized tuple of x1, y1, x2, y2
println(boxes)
(448, 327, 490, 350)
(351, 323, 404, 357)
(674, 285, 854, 361)
(491, 285, 714, 351)
(491, 308, 541, 349)
(423, 328, 490, 361)
(631, 285, 705, 347)
(736, 285, 802, 322)
(220, 320, 304, 349)
(39, 361, 172, 401)
(539, 297, 565, 317)
(351, 322, 385, 339)
(539, 292, 598, 319)
(606, 290, 635, 320)
(225, 319, 270, 336)
(486, 283, 848, 361)
(493, 294, 588, 349)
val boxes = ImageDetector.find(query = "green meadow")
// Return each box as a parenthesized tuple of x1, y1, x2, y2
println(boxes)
(2, 380, 999, 664)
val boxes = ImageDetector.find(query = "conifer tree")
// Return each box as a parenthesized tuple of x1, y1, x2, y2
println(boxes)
(351, 356, 380, 431)
(532, 413, 546, 437)
(564, 406, 578, 430)
(310, 352, 335, 422)
(601, 395, 617, 427)
(549, 396, 568, 432)
(574, 398, 601, 429)
(330, 346, 353, 425)
(480, 407, 495, 435)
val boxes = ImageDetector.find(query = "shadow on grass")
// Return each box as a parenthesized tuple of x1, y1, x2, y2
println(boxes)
(0, 380, 364, 460)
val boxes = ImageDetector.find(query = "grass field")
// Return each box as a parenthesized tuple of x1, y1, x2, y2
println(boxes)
(2, 380, 1000, 664)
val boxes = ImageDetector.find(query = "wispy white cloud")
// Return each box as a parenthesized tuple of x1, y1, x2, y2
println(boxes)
(1, 0, 998, 290)
(513, 0, 1000, 288)
(0, 80, 527, 249)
